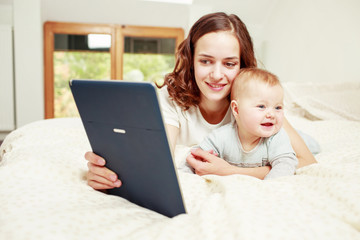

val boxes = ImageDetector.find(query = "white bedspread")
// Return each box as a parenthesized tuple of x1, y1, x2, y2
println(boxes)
(1, 115, 359, 240)
(1, 80, 360, 239)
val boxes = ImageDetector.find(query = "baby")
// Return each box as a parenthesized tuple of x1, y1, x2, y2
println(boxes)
(186, 68, 298, 179)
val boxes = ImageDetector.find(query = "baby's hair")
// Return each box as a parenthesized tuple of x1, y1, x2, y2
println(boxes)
(231, 68, 281, 100)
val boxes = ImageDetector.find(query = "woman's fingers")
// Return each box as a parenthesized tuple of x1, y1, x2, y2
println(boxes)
(85, 151, 106, 166)
(186, 153, 208, 176)
(190, 148, 213, 162)
(87, 169, 121, 189)
(187, 148, 232, 176)
(87, 162, 120, 185)
(85, 151, 117, 181)
(85, 151, 121, 190)
(186, 153, 199, 168)
(187, 148, 215, 175)
(87, 179, 116, 190)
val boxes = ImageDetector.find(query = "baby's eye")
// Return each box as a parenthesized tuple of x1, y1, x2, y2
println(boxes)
(257, 105, 266, 109)
(275, 106, 283, 110)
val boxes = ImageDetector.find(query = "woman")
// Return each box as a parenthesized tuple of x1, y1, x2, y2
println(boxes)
(85, 12, 317, 190)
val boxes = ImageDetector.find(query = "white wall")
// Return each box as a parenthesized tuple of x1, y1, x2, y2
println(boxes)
(0, 24, 14, 133)
(261, 0, 360, 83)
(0, 2, 14, 140)
(0, 3, 12, 25)
(13, 0, 43, 127)
(41, 0, 189, 28)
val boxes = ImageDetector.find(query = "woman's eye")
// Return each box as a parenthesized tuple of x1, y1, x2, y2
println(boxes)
(225, 62, 237, 67)
(200, 59, 211, 64)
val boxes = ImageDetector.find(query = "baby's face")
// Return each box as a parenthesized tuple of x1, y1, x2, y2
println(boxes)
(235, 81, 284, 138)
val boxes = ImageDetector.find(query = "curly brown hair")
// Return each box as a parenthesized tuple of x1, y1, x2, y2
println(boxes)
(161, 12, 257, 110)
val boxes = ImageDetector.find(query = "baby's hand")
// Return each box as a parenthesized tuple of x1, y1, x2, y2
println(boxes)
(207, 149, 218, 157)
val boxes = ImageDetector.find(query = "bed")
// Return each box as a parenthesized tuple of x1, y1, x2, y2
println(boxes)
(1, 81, 360, 240)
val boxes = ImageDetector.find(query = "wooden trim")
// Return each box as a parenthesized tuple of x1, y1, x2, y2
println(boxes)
(43, 21, 116, 118)
(117, 25, 184, 81)
(120, 25, 184, 50)
(110, 26, 117, 79)
(44, 22, 184, 119)
(43, 22, 55, 119)
(44, 21, 115, 35)
(115, 26, 124, 79)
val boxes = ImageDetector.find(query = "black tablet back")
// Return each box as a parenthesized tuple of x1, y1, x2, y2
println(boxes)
(70, 79, 186, 217)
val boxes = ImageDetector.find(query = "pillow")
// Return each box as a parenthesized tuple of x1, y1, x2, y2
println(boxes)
(283, 81, 360, 121)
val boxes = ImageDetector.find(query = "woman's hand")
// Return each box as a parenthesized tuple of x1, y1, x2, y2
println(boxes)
(186, 148, 271, 179)
(186, 148, 233, 176)
(85, 151, 122, 190)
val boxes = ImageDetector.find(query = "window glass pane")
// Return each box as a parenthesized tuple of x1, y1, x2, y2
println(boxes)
(123, 37, 176, 85)
(124, 37, 175, 54)
(55, 33, 111, 51)
(53, 34, 111, 118)
(123, 53, 175, 85)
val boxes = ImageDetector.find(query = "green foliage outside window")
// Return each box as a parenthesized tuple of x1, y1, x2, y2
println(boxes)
(54, 51, 111, 118)
(54, 51, 175, 118)
(123, 53, 175, 86)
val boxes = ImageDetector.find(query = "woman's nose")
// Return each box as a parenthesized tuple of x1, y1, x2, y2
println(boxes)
(211, 64, 224, 80)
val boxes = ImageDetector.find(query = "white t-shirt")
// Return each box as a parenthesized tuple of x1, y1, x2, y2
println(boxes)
(158, 87, 235, 147)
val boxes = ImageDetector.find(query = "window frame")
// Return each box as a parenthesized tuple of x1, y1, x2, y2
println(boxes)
(44, 21, 184, 119)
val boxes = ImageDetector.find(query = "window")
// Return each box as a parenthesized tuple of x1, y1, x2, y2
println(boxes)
(44, 22, 184, 118)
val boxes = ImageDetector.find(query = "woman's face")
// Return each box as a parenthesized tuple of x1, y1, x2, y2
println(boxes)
(193, 31, 240, 106)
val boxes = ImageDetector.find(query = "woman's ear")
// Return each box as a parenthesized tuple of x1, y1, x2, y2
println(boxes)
(231, 100, 239, 117)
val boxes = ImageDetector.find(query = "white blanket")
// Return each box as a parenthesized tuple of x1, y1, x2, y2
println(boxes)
(1, 80, 360, 240)
(1, 115, 359, 240)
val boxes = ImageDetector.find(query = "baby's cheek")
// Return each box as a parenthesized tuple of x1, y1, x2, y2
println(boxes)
(277, 113, 285, 125)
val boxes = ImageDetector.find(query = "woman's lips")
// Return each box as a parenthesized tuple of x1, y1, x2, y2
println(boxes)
(206, 82, 226, 91)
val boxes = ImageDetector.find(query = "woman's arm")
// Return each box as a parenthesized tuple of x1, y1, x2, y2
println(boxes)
(186, 148, 271, 179)
(282, 118, 317, 168)
(165, 124, 179, 156)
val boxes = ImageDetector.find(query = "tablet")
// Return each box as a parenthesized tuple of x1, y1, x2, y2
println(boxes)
(70, 79, 186, 218)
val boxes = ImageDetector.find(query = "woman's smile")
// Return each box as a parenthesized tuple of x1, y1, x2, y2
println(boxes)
(206, 82, 227, 91)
